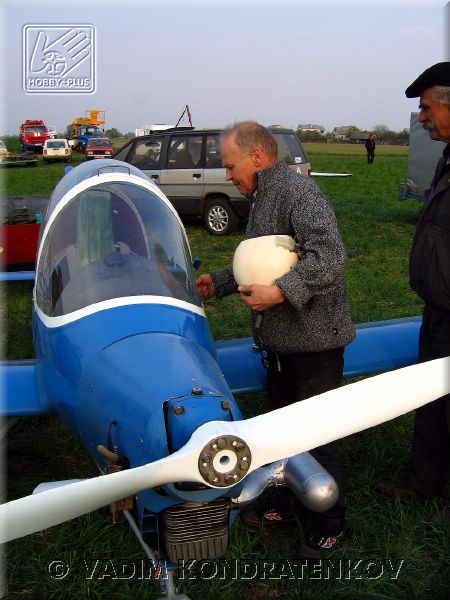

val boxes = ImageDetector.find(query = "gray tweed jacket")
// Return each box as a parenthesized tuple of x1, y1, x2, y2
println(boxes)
(210, 161, 355, 353)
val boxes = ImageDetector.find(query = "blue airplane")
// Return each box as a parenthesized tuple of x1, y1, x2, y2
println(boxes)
(2, 159, 447, 600)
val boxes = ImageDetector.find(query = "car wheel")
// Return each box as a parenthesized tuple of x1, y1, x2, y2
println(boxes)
(204, 199, 239, 236)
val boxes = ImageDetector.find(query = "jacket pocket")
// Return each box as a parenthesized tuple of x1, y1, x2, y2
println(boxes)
(410, 222, 450, 310)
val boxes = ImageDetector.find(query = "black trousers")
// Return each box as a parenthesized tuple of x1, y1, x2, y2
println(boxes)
(408, 305, 450, 498)
(367, 150, 375, 164)
(267, 346, 346, 536)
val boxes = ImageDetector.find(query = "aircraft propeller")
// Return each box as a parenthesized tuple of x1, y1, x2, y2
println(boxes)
(1, 357, 448, 543)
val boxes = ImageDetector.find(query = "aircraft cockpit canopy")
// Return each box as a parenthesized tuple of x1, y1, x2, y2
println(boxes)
(36, 162, 201, 317)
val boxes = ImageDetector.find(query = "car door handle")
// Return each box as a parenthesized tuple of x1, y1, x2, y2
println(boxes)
(192, 173, 201, 179)
(151, 174, 159, 180)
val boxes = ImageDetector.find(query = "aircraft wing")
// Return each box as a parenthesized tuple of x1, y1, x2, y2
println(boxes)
(216, 338, 266, 395)
(343, 316, 421, 377)
(311, 172, 352, 177)
(0, 271, 35, 282)
(216, 316, 421, 394)
(2, 314, 420, 414)
(0, 360, 50, 416)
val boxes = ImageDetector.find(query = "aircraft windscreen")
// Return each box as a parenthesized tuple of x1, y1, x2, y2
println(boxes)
(36, 181, 201, 317)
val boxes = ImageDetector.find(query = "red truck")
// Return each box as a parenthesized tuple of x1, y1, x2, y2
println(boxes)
(19, 119, 50, 152)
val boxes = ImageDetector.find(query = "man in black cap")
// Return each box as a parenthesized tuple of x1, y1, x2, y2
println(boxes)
(376, 62, 450, 511)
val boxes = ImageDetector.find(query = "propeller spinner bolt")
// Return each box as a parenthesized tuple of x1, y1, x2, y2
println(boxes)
(174, 406, 184, 416)
(221, 400, 229, 411)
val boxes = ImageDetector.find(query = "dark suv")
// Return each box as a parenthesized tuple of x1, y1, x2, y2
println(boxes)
(114, 127, 311, 235)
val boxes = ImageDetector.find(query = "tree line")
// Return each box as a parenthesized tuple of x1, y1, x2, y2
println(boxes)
(297, 124, 410, 145)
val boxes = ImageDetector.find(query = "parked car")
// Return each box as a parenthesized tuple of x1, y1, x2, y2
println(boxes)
(399, 112, 446, 201)
(43, 139, 72, 162)
(85, 137, 114, 160)
(113, 127, 311, 235)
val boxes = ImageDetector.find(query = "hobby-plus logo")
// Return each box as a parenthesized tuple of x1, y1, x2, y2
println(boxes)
(23, 24, 95, 94)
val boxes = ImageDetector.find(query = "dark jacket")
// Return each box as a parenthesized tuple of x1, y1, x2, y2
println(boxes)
(410, 144, 450, 311)
(210, 161, 355, 353)
(365, 137, 375, 152)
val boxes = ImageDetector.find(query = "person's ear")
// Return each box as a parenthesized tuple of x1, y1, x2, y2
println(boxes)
(251, 147, 263, 167)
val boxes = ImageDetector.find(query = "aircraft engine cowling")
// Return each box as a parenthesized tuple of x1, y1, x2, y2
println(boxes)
(71, 329, 243, 561)
(75, 331, 242, 475)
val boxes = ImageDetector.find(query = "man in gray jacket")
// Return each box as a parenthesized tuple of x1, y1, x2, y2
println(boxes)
(196, 122, 355, 557)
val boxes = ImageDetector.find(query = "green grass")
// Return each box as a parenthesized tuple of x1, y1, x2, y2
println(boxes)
(2, 150, 84, 196)
(305, 142, 409, 157)
(3, 145, 449, 600)
(1, 137, 128, 196)
(305, 149, 422, 323)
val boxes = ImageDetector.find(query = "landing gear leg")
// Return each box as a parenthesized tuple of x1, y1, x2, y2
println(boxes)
(159, 568, 189, 600)
(123, 510, 190, 600)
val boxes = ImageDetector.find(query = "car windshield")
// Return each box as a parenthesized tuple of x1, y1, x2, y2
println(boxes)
(82, 127, 102, 135)
(36, 181, 200, 317)
(88, 139, 110, 147)
(25, 126, 47, 133)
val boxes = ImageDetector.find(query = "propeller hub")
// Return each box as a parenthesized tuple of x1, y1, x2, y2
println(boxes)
(198, 435, 252, 487)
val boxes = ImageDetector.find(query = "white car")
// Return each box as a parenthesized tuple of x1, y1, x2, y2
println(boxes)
(43, 139, 72, 162)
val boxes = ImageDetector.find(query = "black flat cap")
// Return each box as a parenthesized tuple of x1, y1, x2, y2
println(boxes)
(405, 62, 450, 97)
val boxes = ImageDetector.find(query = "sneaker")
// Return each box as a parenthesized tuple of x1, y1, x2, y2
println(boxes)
(240, 507, 295, 528)
(297, 530, 344, 559)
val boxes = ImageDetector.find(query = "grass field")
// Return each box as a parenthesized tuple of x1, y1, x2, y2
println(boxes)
(3, 144, 449, 600)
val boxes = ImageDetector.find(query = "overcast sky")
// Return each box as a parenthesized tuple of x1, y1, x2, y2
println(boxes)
(0, 0, 448, 136)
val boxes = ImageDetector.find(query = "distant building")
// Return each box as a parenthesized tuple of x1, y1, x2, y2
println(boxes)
(332, 126, 353, 140)
(350, 131, 372, 144)
(297, 123, 325, 134)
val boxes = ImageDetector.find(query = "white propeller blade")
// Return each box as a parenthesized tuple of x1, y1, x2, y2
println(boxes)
(1, 445, 203, 543)
(1, 357, 448, 543)
(229, 355, 449, 469)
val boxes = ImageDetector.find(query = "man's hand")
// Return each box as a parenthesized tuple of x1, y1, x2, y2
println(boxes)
(238, 284, 285, 311)
(196, 274, 216, 299)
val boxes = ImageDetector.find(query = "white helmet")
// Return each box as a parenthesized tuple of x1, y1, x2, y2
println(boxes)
(233, 235, 299, 286)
